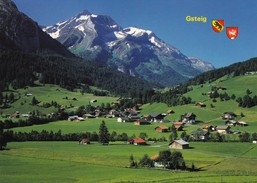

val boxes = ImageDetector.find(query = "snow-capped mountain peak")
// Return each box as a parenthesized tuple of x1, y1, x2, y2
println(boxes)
(43, 10, 215, 86)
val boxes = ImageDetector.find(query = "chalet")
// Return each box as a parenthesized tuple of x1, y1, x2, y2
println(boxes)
(68, 116, 84, 121)
(109, 110, 120, 117)
(202, 125, 214, 132)
(191, 130, 210, 140)
(112, 101, 120, 105)
(173, 122, 185, 131)
(162, 119, 171, 123)
(143, 114, 150, 118)
(225, 120, 238, 126)
(21, 113, 30, 118)
(238, 121, 248, 126)
(68, 115, 79, 121)
(182, 113, 196, 124)
(90, 99, 97, 103)
(151, 154, 159, 161)
(9, 112, 20, 118)
(128, 138, 147, 145)
(207, 91, 214, 96)
(134, 119, 151, 125)
(155, 126, 169, 133)
(223, 112, 236, 120)
(195, 102, 206, 107)
(167, 109, 174, 114)
(215, 86, 227, 90)
(124, 108, 140, 116)
(117, 117, 132, 123)
(130, 116, 141, 121)
(151, 154, 164, 168)
(83, 114, 96, 119)
(216, 125, 231, 134)
(169, 140, 189, 149)
(77, 117, 84, 121)
(225, 120, 248, 127)
(79, 138, 90, 145)
(150, 113, 166, 122)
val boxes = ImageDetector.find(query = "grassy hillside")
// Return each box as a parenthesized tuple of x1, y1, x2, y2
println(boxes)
(1, 84, 117, 116)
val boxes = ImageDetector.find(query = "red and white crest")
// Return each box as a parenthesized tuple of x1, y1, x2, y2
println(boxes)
(226, 27, 239, 40)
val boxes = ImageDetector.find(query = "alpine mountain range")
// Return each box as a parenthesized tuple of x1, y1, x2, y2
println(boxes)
(43, 10, 214, 86)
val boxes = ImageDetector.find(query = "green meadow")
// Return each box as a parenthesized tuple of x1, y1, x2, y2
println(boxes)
(1, 141, 257, 183)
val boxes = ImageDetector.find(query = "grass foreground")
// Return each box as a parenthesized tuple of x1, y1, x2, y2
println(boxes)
(1, 141, 257, 183)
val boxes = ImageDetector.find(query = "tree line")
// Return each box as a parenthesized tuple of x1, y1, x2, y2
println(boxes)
(188, 57, 257, 85)
(0, 51, 151, 96)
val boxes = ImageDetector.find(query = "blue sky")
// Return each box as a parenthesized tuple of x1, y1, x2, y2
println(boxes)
(13, 0, 257, 68)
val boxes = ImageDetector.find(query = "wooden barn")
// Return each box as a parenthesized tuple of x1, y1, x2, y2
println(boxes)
(155, 126, 169, 133)
(169, 140, 189, 149)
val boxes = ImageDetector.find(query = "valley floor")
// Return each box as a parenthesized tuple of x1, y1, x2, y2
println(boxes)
(1, 141, 257, 183)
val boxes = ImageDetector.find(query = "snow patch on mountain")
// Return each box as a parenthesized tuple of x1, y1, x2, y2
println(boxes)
(49, 29, 60, 39)
(150, 36, 161, 48)
(124, 27, 152, 37)
(76, 15, 90, 22)
(114, 31, 126, 39)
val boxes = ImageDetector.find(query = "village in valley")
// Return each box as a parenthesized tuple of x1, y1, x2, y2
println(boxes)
(2, 79, 256, 174)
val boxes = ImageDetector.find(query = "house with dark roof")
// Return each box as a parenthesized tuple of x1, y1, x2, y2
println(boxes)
(195, 102, 206, 107)
(182, 113, 196, 124)
(117, 117, 132, 123)
(149, 113, 166, 122)
(215, 86, 227, 90)
(223, 112, 236, 120)
(216, 125, 231, 134)
(238, 121, 248, 126)
(130, 116, 141, 122)
(191, 130, 210, 140)
(169, 140, 189, 149)
(68, 116, 84, 121)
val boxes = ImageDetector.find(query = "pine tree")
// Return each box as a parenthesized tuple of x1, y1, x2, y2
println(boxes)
(99, 121, 110, 145)
(31, 97, 39, 105)
(0, 123, 7, 150)
(169, 124, 177, 141)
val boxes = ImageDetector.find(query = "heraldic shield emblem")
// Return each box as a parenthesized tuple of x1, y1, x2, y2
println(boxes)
(212, 20, 224, 32)
(226, 27, 239, 40)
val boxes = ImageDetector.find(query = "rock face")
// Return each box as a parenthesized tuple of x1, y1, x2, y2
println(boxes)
(44, 10, 215, 86)
(0, 0, 74, 57)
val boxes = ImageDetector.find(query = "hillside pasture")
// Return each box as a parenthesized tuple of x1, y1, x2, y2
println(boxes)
(1, 84, 117, 116)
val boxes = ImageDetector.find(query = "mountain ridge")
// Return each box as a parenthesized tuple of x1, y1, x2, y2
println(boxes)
(0, 0, 74, 57)
(43, 10, 215, 86)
